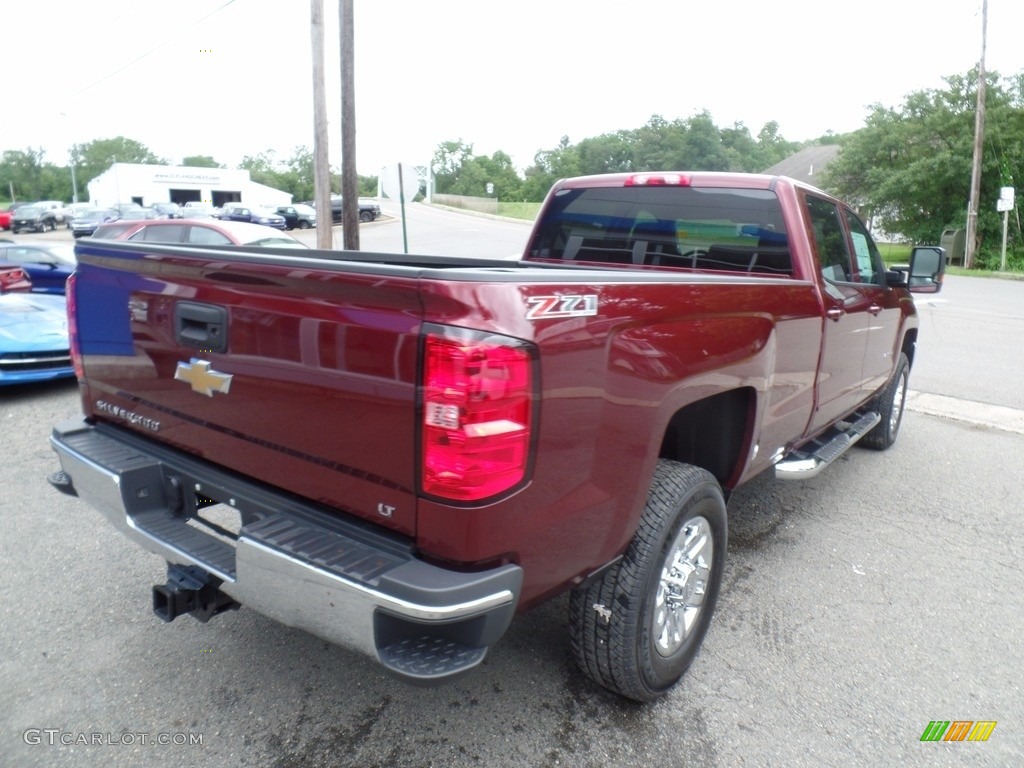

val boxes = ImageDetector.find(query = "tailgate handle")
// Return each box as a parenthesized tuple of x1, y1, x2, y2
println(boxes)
(175, 302, 228, 353)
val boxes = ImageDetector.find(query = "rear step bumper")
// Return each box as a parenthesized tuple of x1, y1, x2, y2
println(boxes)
(774, 410, 881, 480)
(49, 418, 522, 684)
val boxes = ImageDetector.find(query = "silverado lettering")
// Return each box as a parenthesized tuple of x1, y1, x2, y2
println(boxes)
(48, 172, 945, 701)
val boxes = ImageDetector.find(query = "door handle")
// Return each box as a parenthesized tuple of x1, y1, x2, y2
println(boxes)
(174, 302, 228, 353)
(868, 304, 882, 316)
(826, 307, 844, 322)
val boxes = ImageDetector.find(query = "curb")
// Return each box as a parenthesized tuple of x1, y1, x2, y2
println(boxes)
(906, 391, 1024, 436)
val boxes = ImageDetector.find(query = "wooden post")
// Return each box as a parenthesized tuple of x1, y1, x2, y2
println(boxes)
(965, 0, 987, 269)
(310, 0, 332, 249)
(339, 0, 359, 250)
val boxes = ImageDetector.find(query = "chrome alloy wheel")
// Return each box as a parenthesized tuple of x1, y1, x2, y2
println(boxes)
(890, 372, 906, 433)
(653, 516, 713, 657)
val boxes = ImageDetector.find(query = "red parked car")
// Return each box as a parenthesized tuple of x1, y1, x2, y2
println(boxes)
(0, 203, 25, 231)
(90, 218, 306, 248)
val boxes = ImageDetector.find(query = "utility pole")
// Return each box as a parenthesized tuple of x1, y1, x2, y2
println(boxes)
(310, 0, 332, 249)
(339, 0, 359, 250)
(965, 0, 988, 269)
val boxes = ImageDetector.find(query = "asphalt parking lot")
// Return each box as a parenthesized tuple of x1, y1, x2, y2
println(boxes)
(2, 219, 1022, 766)
(3, 381, 1021, 767)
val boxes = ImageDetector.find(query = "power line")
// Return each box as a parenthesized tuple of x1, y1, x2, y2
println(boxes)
(69, 0, 237, 100)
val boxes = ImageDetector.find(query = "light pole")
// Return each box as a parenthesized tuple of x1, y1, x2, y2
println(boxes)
(59, 112, 79, 203)
(111, 157, 121, 205)
(69, 157, 79, 204)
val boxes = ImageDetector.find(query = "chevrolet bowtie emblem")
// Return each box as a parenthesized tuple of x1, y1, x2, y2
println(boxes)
(174, 359, 233, 397)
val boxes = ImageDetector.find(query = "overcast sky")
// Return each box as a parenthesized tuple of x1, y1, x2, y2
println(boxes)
(4, 0, 1023, 176)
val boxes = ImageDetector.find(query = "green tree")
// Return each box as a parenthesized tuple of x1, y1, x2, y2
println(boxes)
(755, 121, 802, 170)
(431, 140, 475, 194)
(357, 175, 378, 197)
(284, 146, 315, 202)
(181, 155, 223, 168)
(0, 148, 46, 201)
(822, 68, 1024, 264)
(71, 137, 165, 194)
(719, 122, 760, 172)
(520, 113, 802, 199)
(239, 150, 288, 194)
(677, 111, 732, 171)
(430, 142, 523, 199)
(0, 148, 76, 202)
(574, 131, 634, 175)
(453, 151, 523, 199)
(630, 115, 687, 170)
(523, 136, 580, 201)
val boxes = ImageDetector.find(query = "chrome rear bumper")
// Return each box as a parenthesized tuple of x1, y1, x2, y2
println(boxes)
(50, 418, 522, 683)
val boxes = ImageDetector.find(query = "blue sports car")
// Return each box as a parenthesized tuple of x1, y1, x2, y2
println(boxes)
(0, 292, 75, 385)
(0, 243, 76, 294)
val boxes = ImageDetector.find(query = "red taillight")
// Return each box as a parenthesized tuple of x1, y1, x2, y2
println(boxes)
(0, 267, 31, 293)
(624, 173, 691, 187)
(421, 329, 535, 502)
(66, 272, 84, 380)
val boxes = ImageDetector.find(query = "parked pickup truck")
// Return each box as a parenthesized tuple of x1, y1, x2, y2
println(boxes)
(330, 195, 381, 223)
(48, 172, 944, 701)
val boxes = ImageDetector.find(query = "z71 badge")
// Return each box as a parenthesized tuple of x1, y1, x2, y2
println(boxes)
(525, 295, 598, 320)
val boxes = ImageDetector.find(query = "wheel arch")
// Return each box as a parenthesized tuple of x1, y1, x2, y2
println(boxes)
(658, 387, 755, 492)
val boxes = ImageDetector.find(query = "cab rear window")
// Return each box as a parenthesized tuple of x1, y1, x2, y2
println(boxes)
(527, 186, 792, 275)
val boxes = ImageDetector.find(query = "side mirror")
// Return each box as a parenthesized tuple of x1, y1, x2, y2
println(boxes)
(906, 245, 945, 293)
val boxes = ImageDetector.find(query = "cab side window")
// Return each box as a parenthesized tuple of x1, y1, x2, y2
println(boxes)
(843, 210, 886, 286)
(805, 195, 852, 283)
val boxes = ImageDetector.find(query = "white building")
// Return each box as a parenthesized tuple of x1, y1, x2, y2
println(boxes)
(86, 163, 292, 209)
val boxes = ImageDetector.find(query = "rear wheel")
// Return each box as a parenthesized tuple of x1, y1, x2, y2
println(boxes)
(568, 460, 727, 701)
(862, 352, 909, 450)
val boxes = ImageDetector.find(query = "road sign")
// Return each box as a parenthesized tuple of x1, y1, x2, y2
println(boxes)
(381, 163, 420, 203)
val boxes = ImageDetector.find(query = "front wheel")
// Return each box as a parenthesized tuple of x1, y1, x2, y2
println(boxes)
(359, 211, 373, 223)
(862, 352, 910, 450)
(298, 220, 311, 229)
(568, 460, 727, 701)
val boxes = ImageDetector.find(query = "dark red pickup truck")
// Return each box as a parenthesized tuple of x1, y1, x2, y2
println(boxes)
(48, 172, 944, 701)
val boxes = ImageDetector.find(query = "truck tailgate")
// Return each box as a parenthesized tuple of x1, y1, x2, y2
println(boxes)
(72, 240, 423, 536)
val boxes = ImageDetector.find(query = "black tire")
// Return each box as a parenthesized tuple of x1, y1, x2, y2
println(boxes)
(299, 220, 311, 229)
(862, 352, 910, 450)
(568, 460, 727, 701)
(359, 211, 373, 223)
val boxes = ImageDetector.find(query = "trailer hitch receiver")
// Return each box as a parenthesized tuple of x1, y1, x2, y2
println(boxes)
(153, 564, 239, 623)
